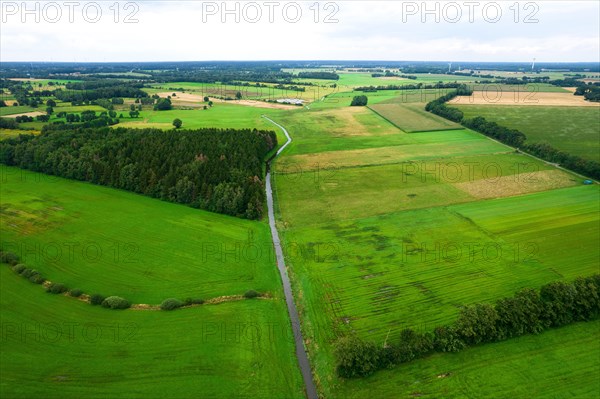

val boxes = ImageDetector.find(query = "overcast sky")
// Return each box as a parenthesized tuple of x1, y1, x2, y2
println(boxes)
(1, 1, 599, 62)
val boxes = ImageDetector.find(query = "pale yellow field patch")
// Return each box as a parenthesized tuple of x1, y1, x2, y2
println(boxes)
(453, 169, 578, 199)
(449, 91, 600, 107)
(157, 91, 299, 109)
(2, 111, 45, 118)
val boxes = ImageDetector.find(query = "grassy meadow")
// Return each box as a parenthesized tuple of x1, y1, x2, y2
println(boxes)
(0, 265, 304, 399)
(270, 92, 599, 397)
(0, 167, 283, 304)
(453, 105, 600, 162)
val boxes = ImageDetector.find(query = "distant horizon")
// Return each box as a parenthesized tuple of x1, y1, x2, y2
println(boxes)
(2, 60, 599, 66)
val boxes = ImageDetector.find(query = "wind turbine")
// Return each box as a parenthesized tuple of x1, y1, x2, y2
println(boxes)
(531, 58, 536, 71)
(448, 62, 452, 73)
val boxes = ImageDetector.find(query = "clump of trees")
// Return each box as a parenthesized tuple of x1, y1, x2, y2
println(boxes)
(154, 97, 172, 111)
(350, 95, 368, 106)
(0, 126, 277, 219)
(574, 84, 600, 102)
(335, 275, 600, 378)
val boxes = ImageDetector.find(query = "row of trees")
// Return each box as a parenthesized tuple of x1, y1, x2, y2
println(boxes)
(296, 71, 339, 80)
(426, 92, 600, 179)
(0, 126, 277, 219)
(355, 82, 470, 92)
(423, 85, 473, 122)
(336, 275, 600, 378)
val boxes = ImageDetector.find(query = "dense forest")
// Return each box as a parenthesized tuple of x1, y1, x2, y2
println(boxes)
(0, 127, 277, 219)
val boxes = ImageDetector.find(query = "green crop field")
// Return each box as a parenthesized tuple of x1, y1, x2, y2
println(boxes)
(369, 103, 461, 132)
(270, 92, 599, 397)
(0, 264, 304, 399)
(117, 104, 282, 131)
(0, 106, 38, 116)
(452, 105, 600, 162)
(0, 167, 284, 304)
(331, 320, 600, 398)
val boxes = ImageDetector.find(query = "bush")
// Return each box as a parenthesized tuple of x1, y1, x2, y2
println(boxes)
(244, 290, 261, 299)
(47, 282, 67, 294)
(335, 336, 381, 378)
(90, 294, 105, 305)
(433, 325, 465, 352)
(350, 95, 368, 106)
(0, 251, 20, 265)
(12, 264, 26, 274)
(70, 288, 83, 297)
(160, 298, 184, 311)
(29, 274, 45, 284)
(183, 297, 204, 306)
(101, 296, 130, 309)
(20, 268, 35, 278)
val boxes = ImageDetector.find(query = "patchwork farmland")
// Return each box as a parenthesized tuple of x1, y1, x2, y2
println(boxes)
(1, 59, 599, 399)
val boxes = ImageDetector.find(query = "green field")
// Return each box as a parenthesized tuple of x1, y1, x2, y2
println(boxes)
(117, 104, 282, 131)
(369, 103, 461, 132)
(0, 167, 283, 304)
(332, 320, 600, 398)
(270, 93, 599, 397)
(0, 264, 304, 399)
(453, 105, 600, 162)
(1, 68, 599, 399)
(0, 106, 38, 116)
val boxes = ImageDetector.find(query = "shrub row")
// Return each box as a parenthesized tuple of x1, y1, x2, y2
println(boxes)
(426, 93, 600, 180)
(4, 251, 261, 311)
(11, 263, 46, 285)
(335, 275, 600, 378)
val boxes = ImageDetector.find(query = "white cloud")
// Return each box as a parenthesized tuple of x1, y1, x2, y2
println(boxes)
(0, 1, 598, 62)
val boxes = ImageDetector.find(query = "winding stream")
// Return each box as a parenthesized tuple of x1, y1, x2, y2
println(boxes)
(263, 116, 318, 399)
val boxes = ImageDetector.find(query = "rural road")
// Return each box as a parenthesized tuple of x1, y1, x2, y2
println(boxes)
(262, 116, 319, 399)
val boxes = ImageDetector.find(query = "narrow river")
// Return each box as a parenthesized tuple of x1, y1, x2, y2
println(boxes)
(263, 116, 318, 399)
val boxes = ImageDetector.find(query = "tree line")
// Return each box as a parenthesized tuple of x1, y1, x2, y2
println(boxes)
(355, 82, 471, 92)
(336, 274, 600, 378)
(426, 91, 600, 180)
(296, 71, 339, 80)
(0, 126, 277, 219)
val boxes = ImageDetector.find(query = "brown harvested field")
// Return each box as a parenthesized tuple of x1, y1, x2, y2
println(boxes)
(453, 169, 578, 199)
(157, 91, 205, 103)
(157, 92, 299, 109)
(449, 91, 600, 107)
(2, 111, 45, 118)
